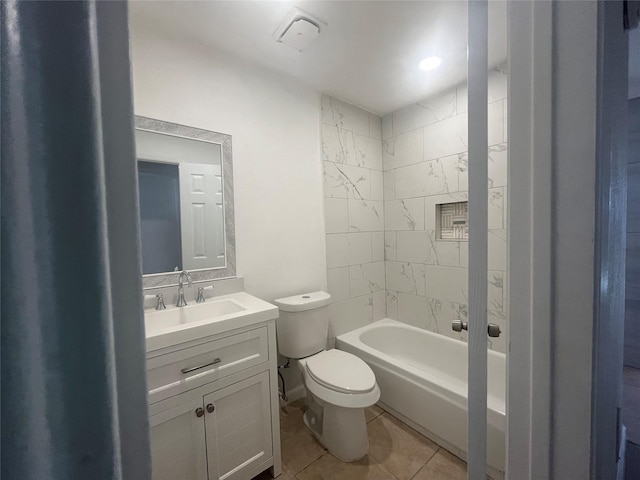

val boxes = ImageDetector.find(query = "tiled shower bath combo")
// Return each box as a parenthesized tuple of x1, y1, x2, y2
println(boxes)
(322, 65, 508, 354)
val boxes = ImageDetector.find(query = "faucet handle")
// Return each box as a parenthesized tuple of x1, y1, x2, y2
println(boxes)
(155, 294, 167, 310)
(196, 287, 206, 303)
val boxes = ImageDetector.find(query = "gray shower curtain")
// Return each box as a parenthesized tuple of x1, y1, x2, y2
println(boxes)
(1, 1, 151, 479)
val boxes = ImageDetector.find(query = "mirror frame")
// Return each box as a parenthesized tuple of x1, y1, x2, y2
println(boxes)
(136, 116, 236, 288)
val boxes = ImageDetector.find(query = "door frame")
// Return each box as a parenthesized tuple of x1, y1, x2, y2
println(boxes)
(506, 1, 553, 478)
(466, 1, 489, 478)
(507, 1, 629, 479)
(590, 1, 628, 478)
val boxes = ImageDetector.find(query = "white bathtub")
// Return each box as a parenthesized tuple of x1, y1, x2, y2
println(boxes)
(336, 318, 505, 478)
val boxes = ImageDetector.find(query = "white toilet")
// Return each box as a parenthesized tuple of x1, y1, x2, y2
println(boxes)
(273, 291, 380, 462)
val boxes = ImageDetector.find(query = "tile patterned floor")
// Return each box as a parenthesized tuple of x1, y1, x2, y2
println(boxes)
(624, 366, 640, 480)
(623, 366, 640, 445)
(253, 400, 467, 480)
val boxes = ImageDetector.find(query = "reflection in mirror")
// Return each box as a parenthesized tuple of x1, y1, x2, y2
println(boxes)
(134, 117, 235, 283)
(138, 161, 182, 273)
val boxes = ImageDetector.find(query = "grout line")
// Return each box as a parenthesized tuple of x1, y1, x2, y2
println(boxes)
(408, 447, 442, 480)
(295, 452, 327, 477)
(366, 408, 384, 424)
(295, 449, 328, 476)
(373, 458, 400, 480)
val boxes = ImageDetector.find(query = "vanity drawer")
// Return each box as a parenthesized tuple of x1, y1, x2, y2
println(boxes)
(147, 326, 269, 404)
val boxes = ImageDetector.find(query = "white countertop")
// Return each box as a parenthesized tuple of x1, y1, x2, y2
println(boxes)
(144, 291, 279, 352)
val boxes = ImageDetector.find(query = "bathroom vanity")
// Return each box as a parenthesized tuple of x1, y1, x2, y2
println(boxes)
(144, 291, 281, 480)
(136, 118, 281, 479)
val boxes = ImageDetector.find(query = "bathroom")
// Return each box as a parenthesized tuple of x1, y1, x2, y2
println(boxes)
(130, 1, 507, 479)
(2, 1, 637, 480)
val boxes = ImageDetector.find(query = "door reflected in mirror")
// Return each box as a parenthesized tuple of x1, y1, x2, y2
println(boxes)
(135, 119, 233, 276)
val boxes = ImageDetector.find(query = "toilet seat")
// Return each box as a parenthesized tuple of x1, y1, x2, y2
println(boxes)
(299, 349, 380, 408)
(305, 349, 376, 394)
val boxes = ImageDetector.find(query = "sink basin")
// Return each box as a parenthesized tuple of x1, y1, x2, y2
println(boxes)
(147, 298, 246, 331)
(144, 291, 278, 352)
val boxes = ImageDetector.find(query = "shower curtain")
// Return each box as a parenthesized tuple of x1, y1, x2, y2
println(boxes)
(1, 1, 151, 479)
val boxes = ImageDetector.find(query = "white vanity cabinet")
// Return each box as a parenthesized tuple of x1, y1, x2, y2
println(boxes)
(146, 319, 281, 480)
(149, 397, 208, 480)
(203, 371, 273, 480)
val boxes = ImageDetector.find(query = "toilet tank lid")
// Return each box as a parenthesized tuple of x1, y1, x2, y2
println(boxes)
(273, 291, 331, 312)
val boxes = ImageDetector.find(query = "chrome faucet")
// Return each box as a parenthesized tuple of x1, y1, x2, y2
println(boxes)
(177, 270, 193, 307)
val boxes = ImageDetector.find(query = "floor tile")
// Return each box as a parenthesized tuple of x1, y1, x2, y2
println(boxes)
(279, 400, 327, 474)
(412, 449, 466, 480)
(367, 413, 439, 480)
(625, 366, 640, 388)
(252, 469, 284, 480)
(280, 431, 325, 475)
(624, 370, 640, 445)
(625, 441, 640, 480)
(279, 462, 297, 480)
(280, 399, 307, 433)
(296, 453, 396, 480)
(251, 463, 296, 480)
(365, 404, 384, 423)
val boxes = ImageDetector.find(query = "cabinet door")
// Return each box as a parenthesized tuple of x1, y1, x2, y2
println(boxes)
(150, 397, 208, 480)
(204, 371, 273, 480)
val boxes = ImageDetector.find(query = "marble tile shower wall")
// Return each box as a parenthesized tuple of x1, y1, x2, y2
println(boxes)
(322, 96, 386, 346)
(382, 65, 508, 353)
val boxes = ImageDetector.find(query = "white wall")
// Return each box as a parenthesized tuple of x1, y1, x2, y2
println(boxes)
(129, 27, 326, 301)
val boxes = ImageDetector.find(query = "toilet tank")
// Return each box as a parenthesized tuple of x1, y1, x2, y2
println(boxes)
(273, 291, 331, 359)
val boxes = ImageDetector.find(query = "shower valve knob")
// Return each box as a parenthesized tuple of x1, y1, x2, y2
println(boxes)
(451, 320, 501, 338)
(451, 320, 468, 332)
(487, 323, 502, 338)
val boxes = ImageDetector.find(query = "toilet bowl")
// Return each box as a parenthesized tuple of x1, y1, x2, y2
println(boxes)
(273, 291, 380, 462)
(298, 349, 380, 461)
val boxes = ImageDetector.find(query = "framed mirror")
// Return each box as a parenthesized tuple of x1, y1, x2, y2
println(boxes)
(135, 116, 236, 288)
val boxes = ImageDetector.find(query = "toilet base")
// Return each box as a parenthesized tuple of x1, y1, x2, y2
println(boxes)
(303, 393, 370, 462)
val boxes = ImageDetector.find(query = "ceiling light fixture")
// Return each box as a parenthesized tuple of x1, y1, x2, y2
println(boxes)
(419, 56, 442, 71)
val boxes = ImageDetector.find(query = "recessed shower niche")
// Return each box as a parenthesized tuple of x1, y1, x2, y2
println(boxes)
(436, 201, 469, 241)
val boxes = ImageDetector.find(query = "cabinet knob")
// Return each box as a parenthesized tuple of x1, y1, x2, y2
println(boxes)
(206, 403, 215, 413)
(195, 407, 204, 418)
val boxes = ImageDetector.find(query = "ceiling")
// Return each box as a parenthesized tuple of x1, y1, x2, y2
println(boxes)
(129, 1, 508, 116)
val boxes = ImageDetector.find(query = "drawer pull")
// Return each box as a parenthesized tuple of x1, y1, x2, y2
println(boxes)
(181, 358, 222, 374)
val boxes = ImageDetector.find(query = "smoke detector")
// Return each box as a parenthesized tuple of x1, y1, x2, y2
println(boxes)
(273, 7, 326, 52)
